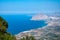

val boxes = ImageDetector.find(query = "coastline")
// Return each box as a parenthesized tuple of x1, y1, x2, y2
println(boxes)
(15, 16, 60, 40)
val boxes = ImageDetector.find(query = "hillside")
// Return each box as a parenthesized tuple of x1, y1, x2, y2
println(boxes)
(16, 14, 60, 40)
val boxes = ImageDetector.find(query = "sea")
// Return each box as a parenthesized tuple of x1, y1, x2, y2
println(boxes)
(0, 14, 47, 35)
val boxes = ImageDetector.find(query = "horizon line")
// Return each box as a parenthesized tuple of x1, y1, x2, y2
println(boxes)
(0, 11, 60, 14)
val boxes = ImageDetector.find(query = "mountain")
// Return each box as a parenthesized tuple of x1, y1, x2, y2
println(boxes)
(30, 14, 48, 21)
(15, 14, 60, 40)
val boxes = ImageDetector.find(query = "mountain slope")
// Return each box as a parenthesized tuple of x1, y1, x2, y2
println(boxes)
(16, 14, 60, 40)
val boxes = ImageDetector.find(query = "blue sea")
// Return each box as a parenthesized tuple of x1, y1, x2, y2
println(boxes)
(0, 14, 47, 35)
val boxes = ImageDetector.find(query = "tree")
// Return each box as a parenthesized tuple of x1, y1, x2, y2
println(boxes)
(29, 36, 36, 40)
(20, 37, 26, 40)
(0, 16, 8, 32)
(20, 35, 36, 40)
(0, 16, 16, 40)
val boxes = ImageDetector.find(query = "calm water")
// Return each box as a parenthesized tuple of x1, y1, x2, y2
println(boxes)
(1, 14, 47, 35)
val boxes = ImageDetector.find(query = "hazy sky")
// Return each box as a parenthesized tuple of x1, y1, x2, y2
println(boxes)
(0, 0, 60, 14)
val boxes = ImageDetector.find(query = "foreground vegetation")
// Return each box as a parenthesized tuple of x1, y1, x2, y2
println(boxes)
(0, 16, 16, 40)
(20, 36, 36, 40)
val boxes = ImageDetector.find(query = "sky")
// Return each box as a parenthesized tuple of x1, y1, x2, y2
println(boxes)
(0, 0, 60, 14)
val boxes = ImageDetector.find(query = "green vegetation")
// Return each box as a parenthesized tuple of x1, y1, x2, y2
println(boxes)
(0, 16, 16, 40)
(20, 35, 36, 40)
